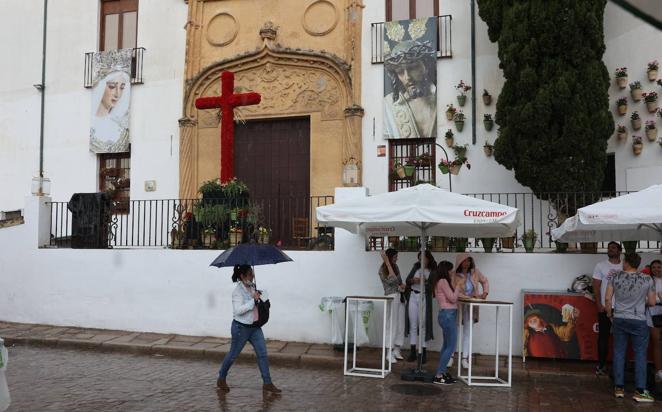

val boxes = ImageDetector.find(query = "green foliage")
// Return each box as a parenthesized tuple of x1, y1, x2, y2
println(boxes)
(477, 0, 614, 196)
(193, 203, 227, 228)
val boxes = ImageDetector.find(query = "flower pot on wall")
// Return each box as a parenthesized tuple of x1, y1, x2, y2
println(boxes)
(403, 165, 415, 177)
(616, 131, 627, 141)
(395, 164, 406, 179)
(482, 95, 492, 105)
(617, 104, 627, 115)
(648, 70, 658, 81)
(616, 77, 628, 89)
(445, 137, 454, 147)
(633, 143, 643, 155)
(631, 118, 642, 130)
(455, 120, 465, 132)
(484, 120, 494, 131)
(646, 101, 658, 113)
(631, 88, 643, 101)
(449, 164, 462, 175)
(457, 95, 466, 106)
(646, 127, 657, 142)
(438, 163, 450, 174)
(445, 111, 455, 121)
(483, 146, 494, 157)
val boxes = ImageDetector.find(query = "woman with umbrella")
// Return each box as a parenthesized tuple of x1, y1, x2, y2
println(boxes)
(216, 264, 282, 393)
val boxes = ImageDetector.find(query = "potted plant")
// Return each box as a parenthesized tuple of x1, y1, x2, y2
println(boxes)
(632, 135, 644, 155)
(450, 237, 468, 252)
(202, 227, 216, 248)
(482, 89, 492, 105)
(615, 67, 628, 88)
(481, 237, 496, 253)
(193, 203, 227, 229)
(445, 104, 457, 121)
(616, 124, 628, 141)
(404, 157, 416, 177)
(453, 110, 466, 132)
(521, 229, 537, 253)
(616, 97, 628, 116)
(658, 79, 662, 87)
(643, 91, 658, 113)
(393, 162, 406, 178)
(455, 80, 472, 107)
(222, 178, 250, 205)
(438, 159, 451, 175)
(483, 113, 494, 131)
(450, 145, 470, 175)
(229, 226, 243, 246)
(623, 240, 638, 254)
(648, 60, 659, 81)
(629, 81, 643, 102)
(257, 226, 270, 244)
(444, 129, 454, 146)
(198, 178, 225, 202)
(645, 120, 657, 142)
(631, 111, 642, 130)
(483, 141, 494, 157)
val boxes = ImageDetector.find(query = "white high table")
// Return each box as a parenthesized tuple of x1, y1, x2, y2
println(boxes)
(457, 298, 513, 387)
(344, 296, 393, 379)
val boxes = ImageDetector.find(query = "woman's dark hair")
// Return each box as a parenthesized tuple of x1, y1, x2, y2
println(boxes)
(650, 259, 662, 267)
(431, 260, 454, 297)
(416, 250, 437, 271)
(231, 264, 252, 282)
(381, 248, 398, 272)
(458, 256, 474, 273)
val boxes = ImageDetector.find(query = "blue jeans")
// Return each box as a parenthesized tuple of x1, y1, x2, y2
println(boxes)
(612, 318, 649, 390)
(218, 320, 272, 384)
(436, 309, 458, 375)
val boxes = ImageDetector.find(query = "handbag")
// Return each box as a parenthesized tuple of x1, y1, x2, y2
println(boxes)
(255, 298, 271, 327)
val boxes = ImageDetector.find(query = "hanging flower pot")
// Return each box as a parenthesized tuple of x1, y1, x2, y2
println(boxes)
(483, 144, 494, 157)
(631, 112, 642, 130)
(646, 101, 658, 113)
(483, 114, 494, 131)
(615, 67, 628, 88)
(438, 162, 450, 175)
(482, 90, 492, 105)
(630, 87, 643, 102)
(648, 70, 658, 81)
(457, 95, 466, 107)
(455, 120, 465, 132)
(394, 163, 406, 179)
(449, 163, 462, 175)
(445, 104, 457, 121)
(645, 123, 657, 142)
(455, 80, 471, 107)
(403, 164, 415, 177)
(632, 136, 643, 155)
(616, 97, 628, 115)
(616, 127, 628, 141)
(445, 137, 454, 147)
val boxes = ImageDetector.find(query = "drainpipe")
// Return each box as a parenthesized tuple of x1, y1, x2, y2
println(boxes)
(470, 0, 476, 145)
(32, 0, 49, 196)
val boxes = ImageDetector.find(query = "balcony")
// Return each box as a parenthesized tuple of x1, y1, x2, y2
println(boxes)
(371, 15, 452, 64)
(47, 195, 334, 251)
(84, 47, 146, 88)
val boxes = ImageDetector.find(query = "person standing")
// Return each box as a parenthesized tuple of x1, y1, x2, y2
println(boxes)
(592, 241, 622, 376)
(605, 253, 656, 402)
(645, 260, 662, 382)
(217, 265, 281, 394)
(452, 253, 489, 369)
(431, 261, 463, 384)
(404, 250, 436, 363)
(379, 248, 406, 363)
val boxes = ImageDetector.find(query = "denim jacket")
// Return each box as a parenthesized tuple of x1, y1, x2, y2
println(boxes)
(232, 282, 256, 325)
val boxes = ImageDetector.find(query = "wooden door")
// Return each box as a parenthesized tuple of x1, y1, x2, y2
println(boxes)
(235, 117, 311, 247)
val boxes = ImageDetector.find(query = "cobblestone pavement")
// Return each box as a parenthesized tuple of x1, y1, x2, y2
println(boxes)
(4, 345, 657, 412)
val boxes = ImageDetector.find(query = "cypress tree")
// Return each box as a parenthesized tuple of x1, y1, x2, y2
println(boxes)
(477, 0, 614, 201)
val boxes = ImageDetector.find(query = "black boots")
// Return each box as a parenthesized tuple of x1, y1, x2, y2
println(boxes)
(422, 348, 427, 364)
(407, 345, 417, 362)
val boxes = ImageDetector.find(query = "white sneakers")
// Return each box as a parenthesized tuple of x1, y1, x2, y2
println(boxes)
(389, 353, 398, 363)
(392, 347, 403, 360)
(461, 358, 470, 369)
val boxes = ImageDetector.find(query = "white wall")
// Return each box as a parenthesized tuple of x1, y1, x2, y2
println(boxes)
(360, 2, 662, 196)
(2, 194, 660, 356)
(0, 0, 187, 212)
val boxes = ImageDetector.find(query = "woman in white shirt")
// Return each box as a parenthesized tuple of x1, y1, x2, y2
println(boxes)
(216, 265, 281, 393)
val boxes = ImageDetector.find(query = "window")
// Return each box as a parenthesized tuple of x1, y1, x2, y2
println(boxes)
(99, 152, 131, 213)
(386, 0, 438, 21)
(388, 138, 436, 192)
(100, 0, 138, 51)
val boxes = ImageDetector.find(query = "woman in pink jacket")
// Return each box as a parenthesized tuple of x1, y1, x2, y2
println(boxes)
(431, 260, 463, 384)
(452, 253, 489, 369)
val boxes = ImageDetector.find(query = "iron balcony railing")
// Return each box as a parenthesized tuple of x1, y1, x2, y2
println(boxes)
(48, 195, 334, 250)
(371, 15, 452, 64)
(84, 47, 145, 88)
(368, 191, 661, 253)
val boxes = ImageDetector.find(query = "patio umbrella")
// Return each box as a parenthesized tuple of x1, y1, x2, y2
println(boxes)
(551, 185, 662, 243)
(316, 184, 520, 380)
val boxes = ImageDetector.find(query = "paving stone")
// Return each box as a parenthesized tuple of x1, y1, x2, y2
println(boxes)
(105, 333, 140, 343)
(280, 342, 311, 354)
(170, 335, 204, 344)
(73, 333, 95, 340)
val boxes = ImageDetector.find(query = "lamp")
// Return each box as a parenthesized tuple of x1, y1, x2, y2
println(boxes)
(342, 157, 360, 186)
(31, 176, 51, 196)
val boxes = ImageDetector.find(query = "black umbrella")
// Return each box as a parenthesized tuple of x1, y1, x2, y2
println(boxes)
(210, 243, 294, 268)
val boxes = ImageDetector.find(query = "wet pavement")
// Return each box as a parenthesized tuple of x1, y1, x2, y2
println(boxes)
(4, 345, 657, 411)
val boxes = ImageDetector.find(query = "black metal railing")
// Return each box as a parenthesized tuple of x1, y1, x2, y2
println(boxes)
(368, 191, 661, 253)
(371, 15, 452, 64)
(48, 195, 334, 250)
(84, 47, 146, 88)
